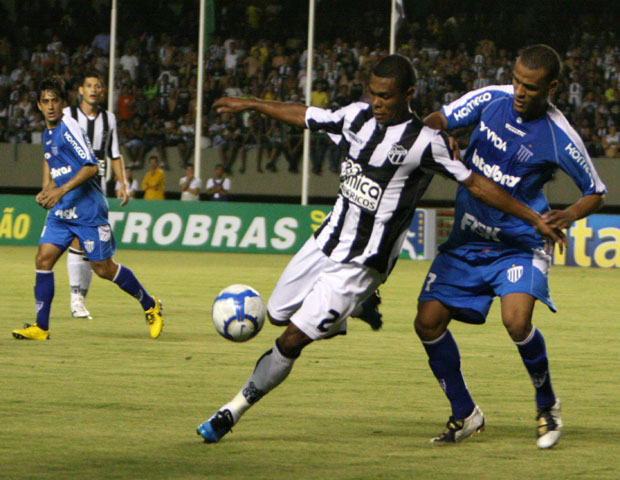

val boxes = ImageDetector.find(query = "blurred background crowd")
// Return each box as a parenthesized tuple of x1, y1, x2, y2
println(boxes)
(1, 0, 619, 175)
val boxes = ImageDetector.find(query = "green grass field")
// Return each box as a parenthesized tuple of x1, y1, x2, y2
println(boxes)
(1, 245, 618, 480)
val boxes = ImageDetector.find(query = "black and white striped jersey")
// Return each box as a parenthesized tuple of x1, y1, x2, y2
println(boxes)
(306, 102, 472, 274)
(63, 106, 120, 178)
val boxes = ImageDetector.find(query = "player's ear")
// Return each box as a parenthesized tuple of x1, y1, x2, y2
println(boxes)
(548, 79, 558, 96)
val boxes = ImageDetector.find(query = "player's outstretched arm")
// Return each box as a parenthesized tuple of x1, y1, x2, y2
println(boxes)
(37, 164, 98, 210)
(461, 172, 568, 249)
(111, 156, 130, 206)
(213, 97, 307, 128)
(543, 193, 605, 230)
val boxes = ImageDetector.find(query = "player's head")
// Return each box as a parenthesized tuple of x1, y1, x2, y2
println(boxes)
(512, 45, 561, 120)
(369, 54, 416, 126)
(37, 75, 66, 127)
(79, 71, 104, 107)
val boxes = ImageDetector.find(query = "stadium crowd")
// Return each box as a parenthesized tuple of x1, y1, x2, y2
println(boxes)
(1, 0, 619, 175)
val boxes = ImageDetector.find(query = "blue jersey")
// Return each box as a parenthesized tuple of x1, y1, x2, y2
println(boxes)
(440, 85, 606, 254)
(42, 115, 109, 226)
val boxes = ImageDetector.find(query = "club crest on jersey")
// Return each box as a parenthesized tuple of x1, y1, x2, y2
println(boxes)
(387, 143, 407, 165)
(516, 144, 534, 163)
(339, 159, 383, 212)
(507, 264, 523, 283)
(83, 239, 95, 253)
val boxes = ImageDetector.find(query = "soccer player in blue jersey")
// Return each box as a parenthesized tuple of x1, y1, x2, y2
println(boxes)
(415, 45, 606, 448)
(11, 76, 163, 340)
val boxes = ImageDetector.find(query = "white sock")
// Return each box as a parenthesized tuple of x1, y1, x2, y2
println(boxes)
(221, 341, 295, 423)
(67, 249, 92, 301)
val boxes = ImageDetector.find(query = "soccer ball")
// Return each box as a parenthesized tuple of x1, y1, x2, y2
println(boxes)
(211, 284, 266, 342)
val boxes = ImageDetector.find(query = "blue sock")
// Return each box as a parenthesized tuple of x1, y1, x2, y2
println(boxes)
(516, 327, 555, 410)
(422, 330, 476, 419)
(113, 265, 155, 311)
(34, 270, 54, 331)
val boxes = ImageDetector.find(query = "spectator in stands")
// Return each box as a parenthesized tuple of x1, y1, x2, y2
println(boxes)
(602, 124, 619, 158)
(141, 155, 166, 200)
(179, 164, 201, 201)
(239, 112, 265, 173)
(206, 164, 230, 201)
(143, 113, 169, 169)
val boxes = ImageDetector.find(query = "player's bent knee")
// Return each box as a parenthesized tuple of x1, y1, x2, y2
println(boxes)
(90, 259, 117, 280)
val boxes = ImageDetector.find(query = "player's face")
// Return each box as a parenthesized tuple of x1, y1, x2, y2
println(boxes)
(368, 74, 413, 126)
(79, 77, 103, 106)
(37, 90, 64, 127)
(512, 59, 557, 120)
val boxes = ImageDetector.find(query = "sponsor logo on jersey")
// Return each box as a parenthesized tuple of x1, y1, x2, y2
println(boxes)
(505, 123, 526, 137)
(83, 239, 95, 253)
(46, 140, 52, 145)
(63, 131, 88, 159)
(339, 159, 383, 212)
(387, 143, 408, 165)
(507, 264, 523, 283)
(479, 121, 507, 151)
(461, 212, 501, 241)
(452, 92, 492, 121)
(54, 206, 78, 220)
(471, 149, 521, 187)
(344, 128, 364, 145)
(516, 144, 534, 163)
(50, 165, 73, 179)
(44, 152, 51, 160)
(565, 142, 594, 186)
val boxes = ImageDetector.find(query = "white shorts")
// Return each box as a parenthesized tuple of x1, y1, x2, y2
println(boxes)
(267, 236, 383, 340)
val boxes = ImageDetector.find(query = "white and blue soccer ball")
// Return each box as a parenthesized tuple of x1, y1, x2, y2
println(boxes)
(211, 284, 266, 342)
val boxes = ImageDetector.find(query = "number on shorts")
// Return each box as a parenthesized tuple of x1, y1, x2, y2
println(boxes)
(424, 272, 437, 292)
(317, 309, 341, 333)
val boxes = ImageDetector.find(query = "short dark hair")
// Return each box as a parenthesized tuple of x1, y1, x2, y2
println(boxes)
(371, 54, 416, 91)
(37, 75, 67, 102)
(519, 45, 562, 82)
(80, 70, 103, 86)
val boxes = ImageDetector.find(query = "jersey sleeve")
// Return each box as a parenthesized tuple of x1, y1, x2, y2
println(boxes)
(107, 113, 121, 159)
(305, 102, 363, 135)
(441, 85, 512, 130)
(419, 129, 472, 182)
(556, 129, 607, 196)
(62, 119, 97, 166)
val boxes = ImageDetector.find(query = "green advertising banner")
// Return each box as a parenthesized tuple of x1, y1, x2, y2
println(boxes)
(0, 195, 331, 255)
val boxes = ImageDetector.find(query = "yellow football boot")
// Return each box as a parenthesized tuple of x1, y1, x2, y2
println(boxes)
(145, 297, 163, 339)
(12, 323, 50, 340)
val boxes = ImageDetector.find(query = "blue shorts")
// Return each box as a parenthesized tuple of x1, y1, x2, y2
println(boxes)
(40, 217, 116, 262)
(417, 248, 556, 324)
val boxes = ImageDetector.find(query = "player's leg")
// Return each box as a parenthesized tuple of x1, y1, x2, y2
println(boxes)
(350, 289, 383, 330)
(415, 300, 484, 443)
(13, 243, 64, 340)
(67, 236, 93, 319)
(501, 293, 561, 449)
(90, 257, 162, 339)
(197, 323, 312, 444)
(415, 253, 490, 443)
(496, 250, 561, 449)
(198, 236, 381, 443)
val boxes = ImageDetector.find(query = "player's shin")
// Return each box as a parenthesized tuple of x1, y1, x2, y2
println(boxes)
(67, 248, 88, 300)
(515, 326, 555, 409)
(34, 270, 54, 330)
(221, 340, 295, 423)
(112, 264, 155, 310)
(422, 330, 476, 419)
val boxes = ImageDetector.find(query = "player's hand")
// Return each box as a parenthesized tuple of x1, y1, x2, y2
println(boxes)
(118, 185, 130, 207)
(37, 187, 64, 210)
(533, 217, 567, 254)
(542, 209, 576, 230)
(213, 97, 251, 114)
(448, 136, 461, 161)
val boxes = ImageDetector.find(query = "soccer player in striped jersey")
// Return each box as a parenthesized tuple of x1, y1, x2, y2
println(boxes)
(12, 76, 162, 341)
(415, 45, 606, 448)
(196, 54, 566, 443)
(63, 71, 128, 320)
